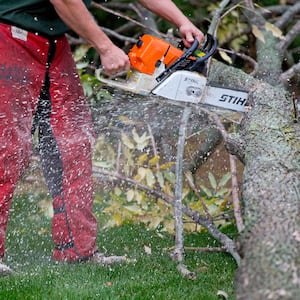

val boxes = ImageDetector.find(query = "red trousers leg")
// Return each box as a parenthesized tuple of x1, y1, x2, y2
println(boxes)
(38, 36, 98, 261)
(0, 24, 45, 259)
(0, 24, 98, 261)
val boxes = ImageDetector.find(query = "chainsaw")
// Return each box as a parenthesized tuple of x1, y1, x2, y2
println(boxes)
(96, 34, 248, 112)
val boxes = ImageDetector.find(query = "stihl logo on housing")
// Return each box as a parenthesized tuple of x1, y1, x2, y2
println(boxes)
(96, 34, 248, 112)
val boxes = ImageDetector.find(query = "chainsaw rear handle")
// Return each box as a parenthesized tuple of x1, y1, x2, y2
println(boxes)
(156, 34, 217, 82)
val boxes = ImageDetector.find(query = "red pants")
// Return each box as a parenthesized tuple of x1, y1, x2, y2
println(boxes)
(0, 23, 98, 261)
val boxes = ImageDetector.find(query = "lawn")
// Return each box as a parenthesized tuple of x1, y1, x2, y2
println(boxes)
(0, 193, 237, 300)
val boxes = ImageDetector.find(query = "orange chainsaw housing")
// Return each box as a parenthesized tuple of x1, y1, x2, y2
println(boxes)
(128, 34, 184, 75)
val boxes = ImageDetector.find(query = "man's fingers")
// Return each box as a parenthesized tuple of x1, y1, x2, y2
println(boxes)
(185, 32, 194, 43)
(102, 59, 130, 76)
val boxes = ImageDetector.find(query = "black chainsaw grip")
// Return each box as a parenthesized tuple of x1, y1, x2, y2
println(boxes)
(156, 34, 217, 82)
(156, 39, 199, 82)
(188, 34, 217, 71)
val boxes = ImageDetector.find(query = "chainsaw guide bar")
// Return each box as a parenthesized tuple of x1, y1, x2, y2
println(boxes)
(96, 34, 248, 113)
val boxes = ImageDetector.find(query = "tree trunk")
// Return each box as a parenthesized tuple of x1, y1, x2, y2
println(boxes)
(236, 85, 300, 300)
(210, 61, 300, 299)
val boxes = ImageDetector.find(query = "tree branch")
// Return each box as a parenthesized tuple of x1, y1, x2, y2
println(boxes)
(218, 47, 258, 76)
(278, 20, 300, 54)
(260, 5, 290, 17)
(91, 1, 179, 41)
(275, 2, 300, 30)
(173, 105, 191, 262)
(229, 154, 244, 233)
(177, 263, 197, 280)
(208, 0, 231, 35)
(100, 26, 138, 44)
(184, 246, 226, 252)
(280, 61, 300, 83)
(92, 167, 241, 265)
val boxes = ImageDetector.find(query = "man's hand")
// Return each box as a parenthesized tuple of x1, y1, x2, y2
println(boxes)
(100, 44, 130, 76)
(179, 23, 205, 48)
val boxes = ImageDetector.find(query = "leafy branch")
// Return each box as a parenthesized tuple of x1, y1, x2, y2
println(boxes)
(92, 124, 241, 269)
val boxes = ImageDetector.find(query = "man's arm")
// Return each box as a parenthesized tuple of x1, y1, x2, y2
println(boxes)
(138, 0, 204, 47)
(50, 0, 204, 75)
(50, 0, 130, 75)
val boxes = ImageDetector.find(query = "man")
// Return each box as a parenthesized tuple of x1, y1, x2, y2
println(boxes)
(0, 0, 204, 275)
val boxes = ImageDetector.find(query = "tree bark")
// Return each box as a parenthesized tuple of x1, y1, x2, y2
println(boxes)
(210, 61, 300, 299)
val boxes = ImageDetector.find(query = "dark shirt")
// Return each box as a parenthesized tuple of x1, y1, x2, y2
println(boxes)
(0, 0, 91, 36)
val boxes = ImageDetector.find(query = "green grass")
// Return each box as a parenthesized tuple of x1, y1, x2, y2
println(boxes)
(0, 194, 237, 300)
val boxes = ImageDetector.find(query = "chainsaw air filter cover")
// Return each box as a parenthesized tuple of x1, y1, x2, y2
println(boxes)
(128, 34, 184, 75)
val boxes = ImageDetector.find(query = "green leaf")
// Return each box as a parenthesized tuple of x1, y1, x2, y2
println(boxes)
(114, 187, 122, 196)
(219, 172, 232, 187)
(96, 89, 112, 100)
(138, 153, 148, 165)
(215, 188, 230, 197)
(82, 81, 93, 97)
(73, 44, 91, 62)
(200, 184, 213, 198)
(124, 205, 144, 215)
(156, 171, 165, 189)
(219, 51, 232, 64)
(146, 169, 155, 188)
(184, 170, 194, 186)
(38, 200, 53, 218)
(160, 162, 175, 170)
(93, 161, 113, 169)
(148, 155, 160, 166)
(76, 62, 89, 69)
(121, 132, 135, 149)
(208, 172, 217, 190)
(137, 167, 147, 181)
(163, 171, 175, 184)
(132, 129, 150, 151)
(126, 189, 135, 202)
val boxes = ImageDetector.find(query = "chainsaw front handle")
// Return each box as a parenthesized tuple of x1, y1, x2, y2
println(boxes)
(156, 34, 217, 82)
(156, 39, 199, 82)
(188, 34, 217, 71)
